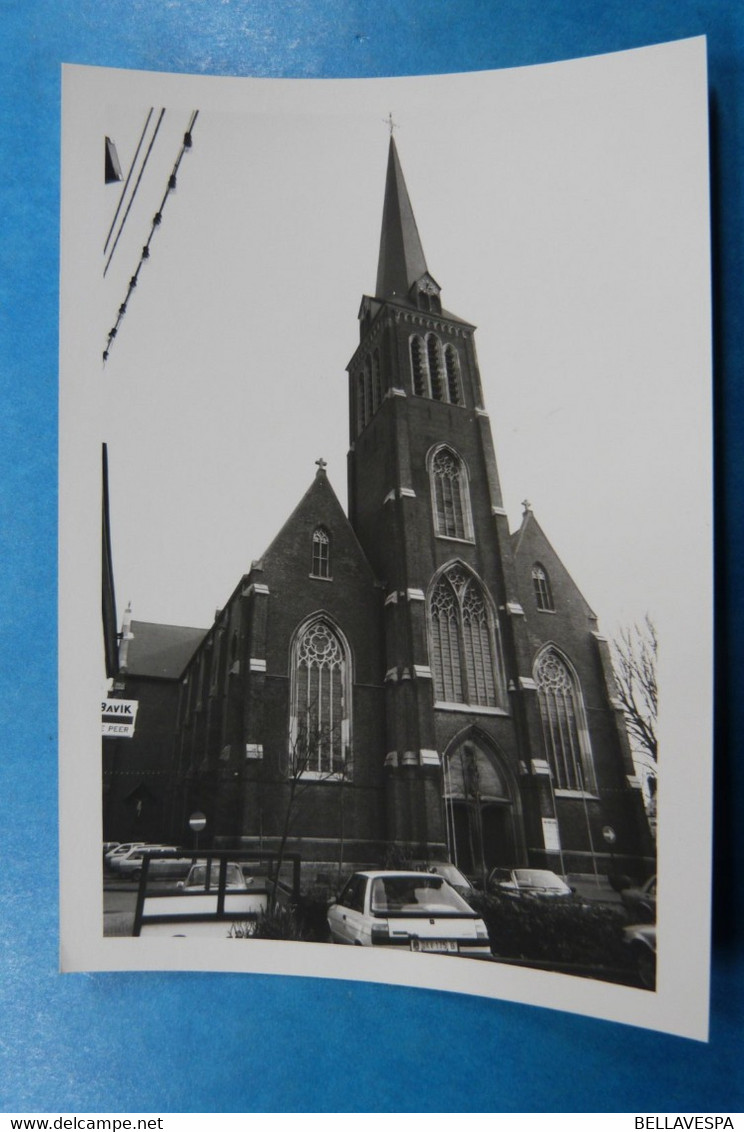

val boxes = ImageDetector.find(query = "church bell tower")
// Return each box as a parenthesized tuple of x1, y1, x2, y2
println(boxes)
(346, 137, 535, 863)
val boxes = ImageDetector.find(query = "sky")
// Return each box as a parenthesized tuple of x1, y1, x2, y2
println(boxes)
(85, 45, 711, 646)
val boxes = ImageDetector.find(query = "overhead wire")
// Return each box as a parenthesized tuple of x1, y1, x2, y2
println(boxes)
(103, 110, 199, 364)
(104, 108, 154, 257)
(104, 108, 166, 278)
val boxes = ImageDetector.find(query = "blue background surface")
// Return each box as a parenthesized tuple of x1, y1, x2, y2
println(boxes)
(1, 0, 742, 1114)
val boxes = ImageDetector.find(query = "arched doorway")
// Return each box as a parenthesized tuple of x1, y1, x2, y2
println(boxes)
(442, 737, 518, 880)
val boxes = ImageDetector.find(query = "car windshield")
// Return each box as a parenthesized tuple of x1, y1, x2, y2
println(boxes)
(370, 875, 471, 914)
(513, 870, 568, 890)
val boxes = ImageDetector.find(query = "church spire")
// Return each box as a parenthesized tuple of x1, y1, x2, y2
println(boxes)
(375, 136, 430, 301)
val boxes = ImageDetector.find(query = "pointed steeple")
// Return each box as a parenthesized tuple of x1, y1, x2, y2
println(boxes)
(375, 137, 430, 301)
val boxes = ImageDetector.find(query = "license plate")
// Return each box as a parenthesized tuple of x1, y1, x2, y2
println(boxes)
(411, 939, 458, 954)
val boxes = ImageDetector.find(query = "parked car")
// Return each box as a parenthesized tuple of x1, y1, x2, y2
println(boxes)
(327, 870, 492, 958)
(419, 861, 475, 901)
(488, 867, 573, 899)
(179, 861, 248, 892)
(624, 922, 656, 989)
(620, 876, 656, 923)
(104, 842, 145, 870)
(110, 844, 180, 879)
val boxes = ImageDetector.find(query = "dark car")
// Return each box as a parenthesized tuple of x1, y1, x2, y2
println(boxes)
(624, 922, 656, 989)
(419, 861, 475, 901)
(488, 867, 573, 899)
(486, 864, 575, 901)
(620, 876, 656, 923)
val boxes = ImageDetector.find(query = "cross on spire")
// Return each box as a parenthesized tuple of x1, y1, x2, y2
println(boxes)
(383, 112, 398, 137)
(315, 457, 328, 471)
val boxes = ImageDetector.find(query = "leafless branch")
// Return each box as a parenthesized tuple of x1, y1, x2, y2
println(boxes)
(611, 614, 658, 762)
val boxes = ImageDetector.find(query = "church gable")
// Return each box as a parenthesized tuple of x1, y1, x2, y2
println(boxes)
(510, 508, 624, 779)
(261, 466, 377, 591)
(258, 466, 382, 683)
(512, 509, 597, 636)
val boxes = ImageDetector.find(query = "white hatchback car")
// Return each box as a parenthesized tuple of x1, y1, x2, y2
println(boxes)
(328, 870, 491, 958)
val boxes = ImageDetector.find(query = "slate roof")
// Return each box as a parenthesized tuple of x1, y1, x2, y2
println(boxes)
(376, 136, 429, 301)
(123, 620, 207, 679)
(371, 138, 472, 329)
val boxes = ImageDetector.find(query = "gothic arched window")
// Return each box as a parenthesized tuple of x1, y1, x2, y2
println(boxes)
(290, 617, 350, 776)
(429, 565, 501, 709)
(534, 647, 596, 792)
(444, 344, 462, 405)
(429, 446, 473, 541)
(311, 527, 330, 578)
(532, 563, 554, 611)
(410, 335, 429, 397)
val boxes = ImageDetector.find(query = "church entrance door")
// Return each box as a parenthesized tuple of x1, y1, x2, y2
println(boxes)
(443, 740, 517, 882)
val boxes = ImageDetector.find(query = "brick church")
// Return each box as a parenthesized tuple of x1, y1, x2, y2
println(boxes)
(103, 137, 654, 882)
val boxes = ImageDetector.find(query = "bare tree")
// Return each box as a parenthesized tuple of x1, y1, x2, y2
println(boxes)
(270, 719, 350, 906)
(611, 614, 658, 762)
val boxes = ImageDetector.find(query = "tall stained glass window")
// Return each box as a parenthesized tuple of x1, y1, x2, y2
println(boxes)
(430, 447, 473, 541)
(534, 647, 595, 791)
(429, 566, 500, 708)
(290, 617, 349, 776)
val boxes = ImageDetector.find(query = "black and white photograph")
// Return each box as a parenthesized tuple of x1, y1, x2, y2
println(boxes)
(60, 39, 712, 1040)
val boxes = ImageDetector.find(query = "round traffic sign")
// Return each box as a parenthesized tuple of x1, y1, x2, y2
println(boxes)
(189, 811, 207, 832)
